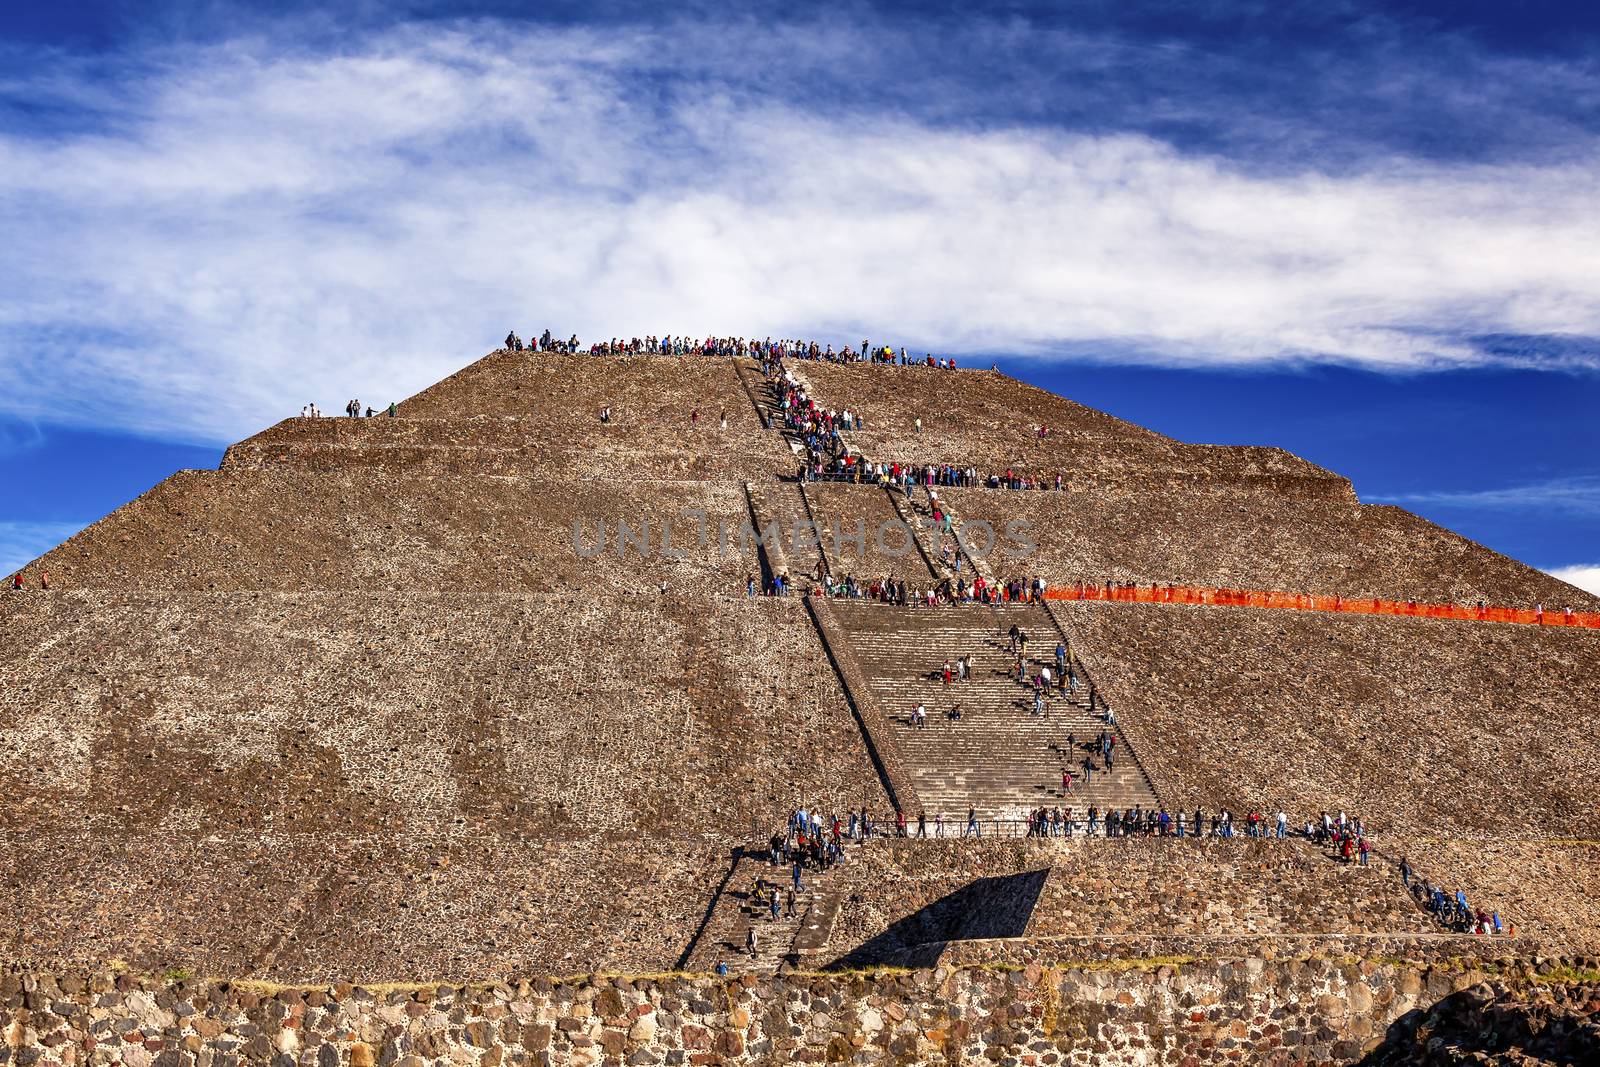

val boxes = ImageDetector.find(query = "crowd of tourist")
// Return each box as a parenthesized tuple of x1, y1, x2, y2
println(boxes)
(790, 571, 1054, 606)
(1399, 857, 1505, 936)
(895, 463, 1070, 492)
(759, 800, 1392, 855)
(501, 330, 964, 368)
(297, 400, 397, 418)
(1010, 805, 1376, 848)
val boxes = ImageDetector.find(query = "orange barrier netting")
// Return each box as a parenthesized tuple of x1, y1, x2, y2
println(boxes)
(1042, 583, 1600, 630)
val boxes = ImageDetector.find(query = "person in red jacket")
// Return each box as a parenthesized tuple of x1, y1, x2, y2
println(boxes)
(9, 573, 21, 591)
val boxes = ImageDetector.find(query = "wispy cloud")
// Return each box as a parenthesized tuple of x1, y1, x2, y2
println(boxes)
(1375, 476, 1600, 517)
(0, 521, 85, 576)
(1546, 564, 1600, 597)
(0, 419, 44, 456)
(1, 13, 1598, 444)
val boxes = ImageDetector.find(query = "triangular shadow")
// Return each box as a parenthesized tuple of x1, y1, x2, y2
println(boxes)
(823, 867, 1050, 971)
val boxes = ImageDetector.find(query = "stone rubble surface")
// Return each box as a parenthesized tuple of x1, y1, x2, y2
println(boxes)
(0, 346, 1594, 1006)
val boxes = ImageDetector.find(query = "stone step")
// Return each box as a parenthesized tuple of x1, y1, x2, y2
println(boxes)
(825, 598, 1160, 815)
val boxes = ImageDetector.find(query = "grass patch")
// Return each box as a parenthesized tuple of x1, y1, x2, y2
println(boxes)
(1073, 955, 1197, 974)
(1530, 965, 1600, 986)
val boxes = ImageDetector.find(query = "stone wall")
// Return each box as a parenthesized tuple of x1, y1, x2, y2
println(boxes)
(25, 472, 762, 595)
(807, 838, 1437, 968)
(944, 488, 1595, 609)
(223, 415, 789, 483)
(0, 834, 731, 983)
(0, 593, 879, 839)
(4, 956, 1587, 1067)
(895, 932, 1537, 971)
(1053, 602, 1600, 838)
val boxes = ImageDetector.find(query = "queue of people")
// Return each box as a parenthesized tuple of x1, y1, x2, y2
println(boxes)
(501, 330, 964, 368)
(1399, 857, 1506, 936)
(1019, 805, 1322, 841)
(298, 401, 397, 418)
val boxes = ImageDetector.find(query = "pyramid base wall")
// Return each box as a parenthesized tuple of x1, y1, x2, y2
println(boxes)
(6, 953, 1592, 1067)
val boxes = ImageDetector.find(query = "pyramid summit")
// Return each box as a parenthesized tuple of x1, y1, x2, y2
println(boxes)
(2, 338, 1597, 1063)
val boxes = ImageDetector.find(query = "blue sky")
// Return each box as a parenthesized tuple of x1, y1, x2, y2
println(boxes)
(2, 1, 1598, 591)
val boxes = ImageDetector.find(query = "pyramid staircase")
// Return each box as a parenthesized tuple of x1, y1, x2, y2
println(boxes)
(734, 357, 805, 459)
(827, 600, 1159, 822)
(683, 849, 846, 975)
(740, 355, 1161, 825)
(745, 480, 832, 584)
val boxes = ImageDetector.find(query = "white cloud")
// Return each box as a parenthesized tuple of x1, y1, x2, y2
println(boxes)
(1, 20, 1599, 445)
(1376, 477, 1600, 517)
(0, 521, 86, 576)
(1546, 565, 1600, 597)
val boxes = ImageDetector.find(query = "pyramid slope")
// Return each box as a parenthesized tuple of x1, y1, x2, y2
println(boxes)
(0, 591, 880, 837)
(798, 361, 1351, 497)
(1056, 600, 1600, 835)
(29, 469, 758, 593)
(946, 487, 1596, 608)
(2, 344, 1596, 979)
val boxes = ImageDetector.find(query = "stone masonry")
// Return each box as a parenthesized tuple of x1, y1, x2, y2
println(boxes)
(5, 956, 1598, 1067)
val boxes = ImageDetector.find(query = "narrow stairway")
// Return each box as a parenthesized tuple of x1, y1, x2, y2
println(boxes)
(737, 357, 807, 459)
(748, 480, 830, 583)
(829, 600, 1159, 821)
(686, 851, 842, 975)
